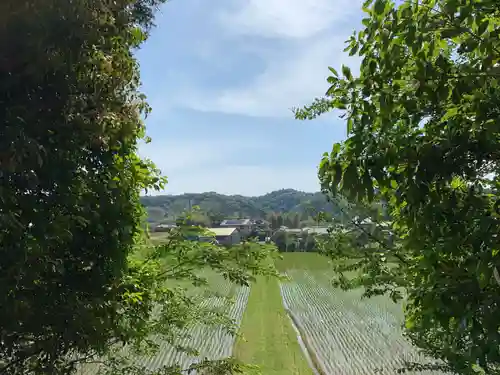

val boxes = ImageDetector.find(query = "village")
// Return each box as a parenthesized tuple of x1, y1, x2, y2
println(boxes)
(150, 216, 393, 253)
(152, 218, 332, 247)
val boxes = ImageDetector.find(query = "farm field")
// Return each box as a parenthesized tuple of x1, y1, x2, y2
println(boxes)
(79, 252, 447, 375)
(276, 253, 445, 375)
(138, 280, 249, 372)
(78, 272, 249, 375)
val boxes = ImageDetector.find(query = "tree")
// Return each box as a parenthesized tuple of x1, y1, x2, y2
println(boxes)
(276, 214, 284, 228)
(178, 208, 211, 227)
(269, 214, 279, 230)
(0, 1, 278, 374)
(295, 0, 500, 373)
(299, 232, 316, 252)
(207, 211, 225, 226)
(272, 230, 288, 252)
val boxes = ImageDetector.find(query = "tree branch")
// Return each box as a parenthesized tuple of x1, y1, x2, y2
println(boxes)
(331, 196, 410, 266)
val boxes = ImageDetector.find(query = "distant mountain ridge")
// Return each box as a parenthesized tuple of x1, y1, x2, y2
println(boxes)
(141, 189, 339, 222)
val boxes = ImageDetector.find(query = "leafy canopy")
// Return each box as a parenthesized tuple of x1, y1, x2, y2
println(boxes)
(0, 0, 279, 374)
(295, 0, 500, 373)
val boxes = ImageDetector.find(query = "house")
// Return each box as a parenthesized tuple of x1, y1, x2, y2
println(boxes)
(199, 227, 241, 246)
(302, 227, 329, 236)
(219, 219, 253, 237)
(282, 228, 302, 235)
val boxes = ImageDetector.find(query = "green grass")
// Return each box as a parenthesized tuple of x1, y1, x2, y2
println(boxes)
(233, 275, 313, 375)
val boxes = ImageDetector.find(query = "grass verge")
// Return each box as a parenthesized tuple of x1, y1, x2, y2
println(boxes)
(233, 276, 313, 375)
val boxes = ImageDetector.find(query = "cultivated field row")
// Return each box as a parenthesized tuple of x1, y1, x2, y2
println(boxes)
(79, 253, 451, 375)
(78, 276, 250, 375)
(280, 269, 447, 375)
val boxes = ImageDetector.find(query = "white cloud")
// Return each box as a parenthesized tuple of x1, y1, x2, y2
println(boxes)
(186, 36, 360, 117)
(179, 0, 364, 117)
(149, 165, 321, 196)
(219, 0, 361, 39)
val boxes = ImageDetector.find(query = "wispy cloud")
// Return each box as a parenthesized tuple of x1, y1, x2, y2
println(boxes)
(185, 36, 358, 117)
(176, 0, 364, 117)
(219, 0, 361, 39)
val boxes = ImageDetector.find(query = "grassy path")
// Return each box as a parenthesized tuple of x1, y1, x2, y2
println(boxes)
(233, 275, 313, 375)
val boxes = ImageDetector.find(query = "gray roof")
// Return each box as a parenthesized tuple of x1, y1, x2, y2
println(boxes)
(281, 228, 302, 234)
(303, 227, 329, 235)
(220, 219, 252, 226)
(156, 224, 177, 228)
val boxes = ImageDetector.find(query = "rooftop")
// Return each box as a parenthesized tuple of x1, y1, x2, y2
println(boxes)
(281, 228, 302, 234)
(303, 227, 329, 235)
(202, 227, 238, 237)
(155, 224, 177, 228)
(220, 219, 252, 226)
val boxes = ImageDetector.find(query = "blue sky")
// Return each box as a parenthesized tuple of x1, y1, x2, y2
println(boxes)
(137, 0, 365, 196)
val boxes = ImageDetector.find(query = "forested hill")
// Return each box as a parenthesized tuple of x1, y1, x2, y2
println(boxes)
(140, 189, 339, 222)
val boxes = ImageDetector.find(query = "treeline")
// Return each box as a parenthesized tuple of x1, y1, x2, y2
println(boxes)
(141, 189, 340, 225)
(272, 231, 318, 252)
(266, 212, 331, 229)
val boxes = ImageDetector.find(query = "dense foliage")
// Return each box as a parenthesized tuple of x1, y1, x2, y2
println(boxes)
(1, 0, 164, 372)
(295, 0, 500, 373)
(141, 189, 339, 225)
(0, 1, 278, 374)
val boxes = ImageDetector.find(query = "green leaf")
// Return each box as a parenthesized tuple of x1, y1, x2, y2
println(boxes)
(332, 142, 341, 155)
(369, 59, 377, 74)
(341, 163, 359, 196)
(405, 318, 415, 330)
(362, 0, 374, 10)
(328, 66, 338, 77)
(363, 172, 374, 202)
(441, 106, 458, 121)
(332, 163, 343, 190)
(477, 20, 489, 35)
(347, 118, 354, 134)
(342, 65, 352, 80)
(440, 28, 462, 39)
(471, 364, 486, 374)
(327, 74, 338, 84)
(373, 0, 385, 15)
(349, 44, 359, 56)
